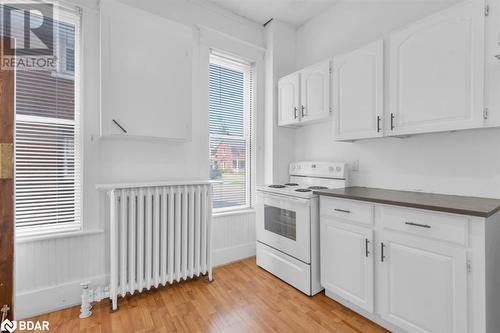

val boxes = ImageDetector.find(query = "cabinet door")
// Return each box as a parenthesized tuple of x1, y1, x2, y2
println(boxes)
(333, 40, 384, 141)
(379, 231, 467, 333)
(101, 0, 192, 139)
(484, 0, 500, 127)
(300, 60, 331, 124)
(278, 72, 300, 127)
(388, 0, 484, 136)
(320, 218, 374, 313)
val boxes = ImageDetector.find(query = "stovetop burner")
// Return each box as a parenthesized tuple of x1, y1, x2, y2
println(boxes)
(268, 184, 286, 188)
(285, 183, 299, 186)
(295, 188, 312, 192)
(308, 186, 328, 190)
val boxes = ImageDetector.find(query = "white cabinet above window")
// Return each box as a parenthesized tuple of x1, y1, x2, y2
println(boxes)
(277, 60, 331, 127)
(100, 0, 192, 140)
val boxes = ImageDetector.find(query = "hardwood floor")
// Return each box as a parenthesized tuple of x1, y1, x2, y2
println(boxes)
(27, 258, 388, 332)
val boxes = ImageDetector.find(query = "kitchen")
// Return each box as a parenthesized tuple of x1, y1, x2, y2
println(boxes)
(0, 0, 499, 332)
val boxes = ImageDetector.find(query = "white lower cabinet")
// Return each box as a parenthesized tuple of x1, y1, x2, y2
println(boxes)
(319, 196, 499, 333)
(320, 217, 374, 312)
(379, 231, 468, 333)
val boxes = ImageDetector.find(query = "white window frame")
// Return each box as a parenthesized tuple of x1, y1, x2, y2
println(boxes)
(209, 51, 256, 214)
(15, 4, 83, 238)
(51, 5, 80, 80)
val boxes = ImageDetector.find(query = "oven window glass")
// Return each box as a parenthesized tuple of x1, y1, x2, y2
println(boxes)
(264, 205, 296, 241)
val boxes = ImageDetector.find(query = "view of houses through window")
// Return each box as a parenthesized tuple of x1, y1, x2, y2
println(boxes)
(5, 5, 82, 232)
(209, 53, 253, 211)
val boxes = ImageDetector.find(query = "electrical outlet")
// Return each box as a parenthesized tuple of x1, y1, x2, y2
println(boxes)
(351, 160, 360, 172)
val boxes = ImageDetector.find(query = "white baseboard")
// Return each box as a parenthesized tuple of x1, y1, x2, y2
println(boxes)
(15, 275, 107, 320)
(213, 242, 255, 267)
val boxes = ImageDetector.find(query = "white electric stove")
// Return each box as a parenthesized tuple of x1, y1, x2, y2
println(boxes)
(256, 161, 347, 296)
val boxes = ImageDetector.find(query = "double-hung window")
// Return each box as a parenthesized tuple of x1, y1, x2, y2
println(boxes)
(209, 52, 254, 212)
(11, 5, 82, 234)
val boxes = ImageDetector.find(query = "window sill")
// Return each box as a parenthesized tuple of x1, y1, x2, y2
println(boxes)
(16, 228, 104, 243)
(213, 208, 256, 218)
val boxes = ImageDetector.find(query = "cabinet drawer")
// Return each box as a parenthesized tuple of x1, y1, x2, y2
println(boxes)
(320, 197, 373, 225)
(380, 206, 468, 245)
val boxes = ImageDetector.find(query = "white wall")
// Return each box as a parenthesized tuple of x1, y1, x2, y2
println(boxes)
(292, 1, 500, 199)
(15, 0, 264, 319)
(264, 20, 297, 184)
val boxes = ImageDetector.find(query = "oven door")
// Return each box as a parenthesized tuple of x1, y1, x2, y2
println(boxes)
(256, 192, 311, 263)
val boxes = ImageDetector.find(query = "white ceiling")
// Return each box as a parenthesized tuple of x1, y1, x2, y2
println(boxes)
(205, 0, 458, 27)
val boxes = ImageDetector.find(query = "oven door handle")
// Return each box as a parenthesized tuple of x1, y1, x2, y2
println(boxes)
(261, 192, 311, 205)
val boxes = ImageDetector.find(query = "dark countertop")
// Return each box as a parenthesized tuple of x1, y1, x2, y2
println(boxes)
(313, 187, 500, 218)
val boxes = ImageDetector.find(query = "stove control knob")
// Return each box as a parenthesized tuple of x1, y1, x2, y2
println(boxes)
(336, 166, 342, 172)
(328, 166, 334, 172)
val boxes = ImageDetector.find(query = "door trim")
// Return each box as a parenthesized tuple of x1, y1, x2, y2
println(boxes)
(0, 36, 15, 321)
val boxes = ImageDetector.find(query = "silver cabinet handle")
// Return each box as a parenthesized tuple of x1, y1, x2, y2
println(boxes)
(390, 113, 395, 131)
(365, 238, 370, 257)
(334, 208, 351, 213)
(381, 242, 386, 262)
(294, 107, 298, 119)
(405, 222, 431, 229)
(301, 105, 305, 117)
(377, 116, 381, 132)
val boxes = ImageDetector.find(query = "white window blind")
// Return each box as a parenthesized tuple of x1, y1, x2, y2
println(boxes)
(13, 5, 82, 232)
(209, 52, 254, 211)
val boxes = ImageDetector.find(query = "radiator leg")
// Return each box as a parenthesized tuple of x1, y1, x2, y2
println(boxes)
(79, 282, 92, 319)
(111, 295, 118, 311)
(208, 269, 214, 282)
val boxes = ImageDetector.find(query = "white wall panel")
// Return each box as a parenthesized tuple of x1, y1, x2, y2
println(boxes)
(15, 232, 106, 319)
(212, 211, 256, 266)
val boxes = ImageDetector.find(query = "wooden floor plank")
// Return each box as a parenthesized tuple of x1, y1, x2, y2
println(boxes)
(25, 257, 388, 333)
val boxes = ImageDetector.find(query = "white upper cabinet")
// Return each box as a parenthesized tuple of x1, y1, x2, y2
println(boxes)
(278, 72, 300, 127)
(388, 0, 485, 136)
(379, 231, 468, 333)
(333, 40, 384, 141)
(101, 0, 192, 140)
(300, 60, 331, 124)
(484, 0, 500, 127)
(277, 60, 331, 127)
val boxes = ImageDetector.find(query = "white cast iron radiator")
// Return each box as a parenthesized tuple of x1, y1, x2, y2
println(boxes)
(84, 181, 214, 316)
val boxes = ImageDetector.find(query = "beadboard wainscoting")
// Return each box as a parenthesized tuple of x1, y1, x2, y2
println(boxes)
(212, 210, 256, 267)
(14, 211, 255, 319)
(15, 232, 106, 319)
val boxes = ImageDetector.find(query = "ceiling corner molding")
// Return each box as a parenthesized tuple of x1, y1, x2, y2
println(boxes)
(198, 24, 266, 54)
(189, 0, 264, 29)
(196, 25, 266, 62)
